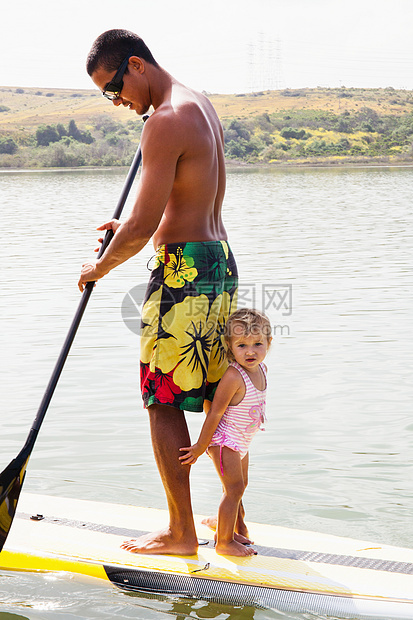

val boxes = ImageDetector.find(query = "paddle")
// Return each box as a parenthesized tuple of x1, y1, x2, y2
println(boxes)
(0, 117, 148, 552)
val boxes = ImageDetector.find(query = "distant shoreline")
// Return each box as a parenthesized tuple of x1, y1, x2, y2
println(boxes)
(225, 160, 413, 171)
(2, 161, 413, 174)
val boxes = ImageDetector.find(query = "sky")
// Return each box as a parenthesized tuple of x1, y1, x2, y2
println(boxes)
(2, 0, 413, 94)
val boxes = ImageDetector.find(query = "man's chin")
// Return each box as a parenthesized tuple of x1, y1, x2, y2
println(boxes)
(136, 104, 150, 116)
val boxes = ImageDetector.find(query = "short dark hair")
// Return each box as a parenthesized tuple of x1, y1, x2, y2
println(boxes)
(86, 29, 158, 76)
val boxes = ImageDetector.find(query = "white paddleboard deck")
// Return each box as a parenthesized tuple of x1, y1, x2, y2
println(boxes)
(1, 493, 413, 619)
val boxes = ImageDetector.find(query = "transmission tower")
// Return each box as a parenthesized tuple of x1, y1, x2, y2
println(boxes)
(248, 34, 283, 93)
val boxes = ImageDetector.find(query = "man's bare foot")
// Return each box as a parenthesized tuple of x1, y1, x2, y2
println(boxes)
(121, 528, 198, 556)
(202, 516, 253, 544)
(215, 540, 257, 557)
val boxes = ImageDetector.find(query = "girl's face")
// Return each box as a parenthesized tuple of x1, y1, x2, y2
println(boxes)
(229, 327, 271, 371)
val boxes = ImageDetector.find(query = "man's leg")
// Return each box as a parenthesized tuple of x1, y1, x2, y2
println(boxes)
(121, 404, 198, 555)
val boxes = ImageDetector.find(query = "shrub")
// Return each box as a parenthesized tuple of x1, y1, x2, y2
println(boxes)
(67, 119, 94, 144)
(280, 127, 307, 140)
(226, 119, 251, 140)
(0, 137, 18, 154)
(36, 125, 60, 146)
(281, 89, 305, 97)
(56, 123, 67, 138)
(225, 139, 246, 160)
(93, 114, 122, 135)
(336, 119, 351, 133)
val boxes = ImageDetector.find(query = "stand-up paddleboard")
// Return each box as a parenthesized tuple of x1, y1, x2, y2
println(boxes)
(1, 494, 413, 619)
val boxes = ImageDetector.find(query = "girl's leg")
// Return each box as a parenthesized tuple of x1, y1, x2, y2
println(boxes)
(201, 401, 252, 542)
(235, 452, 252, 541)
(202, 453, 252, 544)
(208, 446, 256, 556)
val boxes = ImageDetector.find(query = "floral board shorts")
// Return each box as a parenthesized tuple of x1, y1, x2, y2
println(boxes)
(140, 240, 238, 412)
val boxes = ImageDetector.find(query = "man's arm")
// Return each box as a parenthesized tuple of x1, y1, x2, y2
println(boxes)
(78, 114, 182, 291)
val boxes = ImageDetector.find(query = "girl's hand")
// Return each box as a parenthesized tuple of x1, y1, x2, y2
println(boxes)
(179, 444, 204, 466)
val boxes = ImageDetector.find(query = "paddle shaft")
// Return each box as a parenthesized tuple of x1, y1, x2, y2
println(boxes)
(0, 118, 147, 552)
(22, 134, 145, 454)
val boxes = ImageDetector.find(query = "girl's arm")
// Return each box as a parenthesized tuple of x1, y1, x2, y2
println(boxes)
(179, 367, 242, 465)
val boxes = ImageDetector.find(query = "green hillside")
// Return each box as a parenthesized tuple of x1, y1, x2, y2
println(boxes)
(1, 85, 413, 167)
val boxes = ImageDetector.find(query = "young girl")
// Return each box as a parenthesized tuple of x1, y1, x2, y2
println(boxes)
(179, 308, 272, 557)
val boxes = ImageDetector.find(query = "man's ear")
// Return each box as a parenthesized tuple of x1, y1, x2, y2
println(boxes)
(129, 56, 145, 74)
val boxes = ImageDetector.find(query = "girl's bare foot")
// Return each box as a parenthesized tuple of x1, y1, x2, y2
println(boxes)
(213, 531, 253, 549)
(235, 522, 252, 543)
(215, 540, 257, 557)
(201, 515, 218, 530)
(202, 516, 253, 544)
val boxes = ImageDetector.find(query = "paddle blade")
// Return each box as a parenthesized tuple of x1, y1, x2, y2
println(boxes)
(0, 451, 30, 552)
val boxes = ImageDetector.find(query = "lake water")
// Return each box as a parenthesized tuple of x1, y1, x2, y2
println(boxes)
(0, 165, 412, 619)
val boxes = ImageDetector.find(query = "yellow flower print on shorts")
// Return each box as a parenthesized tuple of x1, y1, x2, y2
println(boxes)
(140, 241, 238, 412)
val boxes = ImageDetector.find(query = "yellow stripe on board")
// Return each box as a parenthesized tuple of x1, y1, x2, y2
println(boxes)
(2, 542, 413, 603)
(0, 549, 109, 583)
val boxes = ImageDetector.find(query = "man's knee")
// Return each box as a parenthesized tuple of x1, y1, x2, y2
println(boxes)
(149, 403, 182, 415)
(148, 403, 186, 425)
(148, 403, 190, 448)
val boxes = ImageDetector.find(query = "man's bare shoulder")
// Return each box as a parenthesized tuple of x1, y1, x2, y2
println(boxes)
(140, 103, 184, 155)
(150, 86, 218, 131)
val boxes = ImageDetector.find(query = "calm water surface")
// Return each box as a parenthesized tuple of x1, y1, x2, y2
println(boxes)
(0, 165, 412, 620)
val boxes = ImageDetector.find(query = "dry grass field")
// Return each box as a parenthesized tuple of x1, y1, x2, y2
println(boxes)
(1, 85, 412, 168)
(1, 85, 412, 132)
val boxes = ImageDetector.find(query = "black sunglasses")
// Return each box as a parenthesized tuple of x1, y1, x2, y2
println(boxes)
(102, 55, 132, 100)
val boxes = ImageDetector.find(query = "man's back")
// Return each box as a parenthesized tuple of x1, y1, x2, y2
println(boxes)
(144, 83, 228, 247)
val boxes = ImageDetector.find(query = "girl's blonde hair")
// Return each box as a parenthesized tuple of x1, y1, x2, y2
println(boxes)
(224, 308, 272, 362)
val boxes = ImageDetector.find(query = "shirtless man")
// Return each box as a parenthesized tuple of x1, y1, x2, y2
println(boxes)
(78, 30, 238, 555)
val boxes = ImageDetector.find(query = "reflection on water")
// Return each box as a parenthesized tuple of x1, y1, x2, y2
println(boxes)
(0, 571, 290, 620)
(125, 592, 259, 620)
(0, 166, 412, 619)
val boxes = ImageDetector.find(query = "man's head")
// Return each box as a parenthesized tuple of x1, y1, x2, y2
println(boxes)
(87, 29, 160, 113)
(86, 29, 158, 77)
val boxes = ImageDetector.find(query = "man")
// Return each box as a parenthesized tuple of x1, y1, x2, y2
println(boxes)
(78, 29, 238, 555)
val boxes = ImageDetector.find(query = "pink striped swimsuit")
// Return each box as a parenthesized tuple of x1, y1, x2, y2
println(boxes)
(208, 361, 267, 472)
